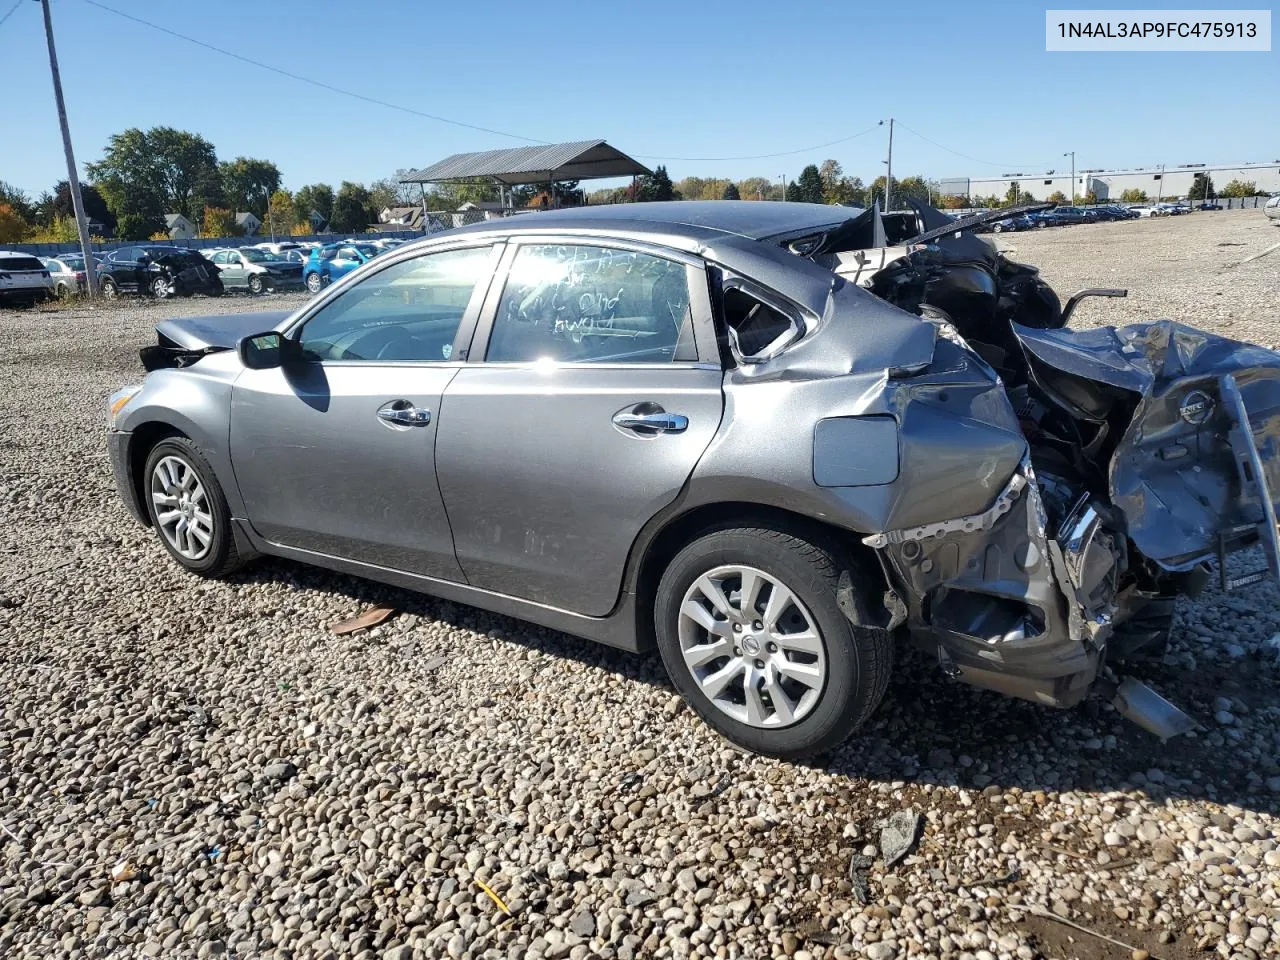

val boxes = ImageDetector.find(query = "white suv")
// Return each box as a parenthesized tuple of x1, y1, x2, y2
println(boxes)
(0, 251, 55, 306)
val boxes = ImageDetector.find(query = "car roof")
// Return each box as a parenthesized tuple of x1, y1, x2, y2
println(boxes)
(449, 200, 858, 244)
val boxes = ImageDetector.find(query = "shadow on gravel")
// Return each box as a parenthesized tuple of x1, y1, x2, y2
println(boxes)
(235, 557, 1280, 817)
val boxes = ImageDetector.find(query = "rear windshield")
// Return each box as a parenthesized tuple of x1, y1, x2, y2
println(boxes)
(0, 255, 46, 272)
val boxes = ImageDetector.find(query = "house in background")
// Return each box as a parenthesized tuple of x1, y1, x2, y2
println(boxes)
(305, 209, 331, 234)
(378, 205, 447, 234)
(163, 213, 196, 240)
(235, 212, 262, 237)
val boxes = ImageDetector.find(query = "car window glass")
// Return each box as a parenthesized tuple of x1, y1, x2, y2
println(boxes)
(298, 246, 492, 363)
(486, 244, 692, 364)
(338, 247, 358, 260)
(720, 287, 796, 359)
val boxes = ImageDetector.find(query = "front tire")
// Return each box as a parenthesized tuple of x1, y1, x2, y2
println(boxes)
(248, 274, 265, 295)
(151, 276, 173, 299)
(655, 526, 892, 760)
(142, 437, 244, 579)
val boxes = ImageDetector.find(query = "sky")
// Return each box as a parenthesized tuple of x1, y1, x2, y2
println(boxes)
(1, 0, 1276, 198)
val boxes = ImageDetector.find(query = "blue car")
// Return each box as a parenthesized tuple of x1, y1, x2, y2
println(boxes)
(303, 242, 380, 294)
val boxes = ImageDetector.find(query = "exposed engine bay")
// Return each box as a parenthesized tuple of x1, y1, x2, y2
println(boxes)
(805, 201, 1280, 734)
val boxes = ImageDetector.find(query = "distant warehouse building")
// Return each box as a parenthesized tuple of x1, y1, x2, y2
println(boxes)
(941, 161, 1280, 202)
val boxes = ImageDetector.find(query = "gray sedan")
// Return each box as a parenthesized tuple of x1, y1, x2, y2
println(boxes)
(107, 201, 1280, 758)
(206, 247, 304, 293)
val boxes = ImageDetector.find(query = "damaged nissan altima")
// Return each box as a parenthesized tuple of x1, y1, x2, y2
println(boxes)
(106, 201, 1280, 759)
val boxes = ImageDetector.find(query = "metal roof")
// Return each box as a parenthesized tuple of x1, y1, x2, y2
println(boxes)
(399, 139, 650, 186)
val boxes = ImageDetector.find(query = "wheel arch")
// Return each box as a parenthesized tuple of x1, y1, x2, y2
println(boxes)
(126, 421, 190, 525)
(628, 500, 893, 651)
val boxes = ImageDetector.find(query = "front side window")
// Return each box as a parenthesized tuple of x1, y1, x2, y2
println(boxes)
(297, 246, 492, 363)
(486, 244, 693, 364)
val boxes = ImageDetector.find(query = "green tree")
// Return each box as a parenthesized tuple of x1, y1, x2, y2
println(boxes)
(722, 182, 740, 200)
(818, 159, 843, 194)
(784, 179, 800, 202)
(86, 127, 218, 222)
(48, 180, 116, 234)
(1046, 190, 1068, 204)
(794, 165, 825, 204)
(1186, 173, 1215, 201)
(635, 165, 675, 202)
(1119, 188, 1148, 203)
(939, 194, 969, 209)
(28, 215, 81, 243)
(293, 183, 335, 226)
(116, 212, 164, 241)
(870, 174, 928, 209)
(1219, 179, 1257, 198)
(219, 157, 281, 218)
(330, 181, 374, 233)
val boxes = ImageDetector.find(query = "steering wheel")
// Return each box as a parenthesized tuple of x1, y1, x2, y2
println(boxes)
(342, 325, 412, 361)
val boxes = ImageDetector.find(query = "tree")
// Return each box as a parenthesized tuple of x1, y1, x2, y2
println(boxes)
(635, 165, 675, 202)
(1220, 179, 1258, 198)
(870, 174, 928, 209)
(116, 212, 164, 241)
(736, 177, 772, 201)
(200, 206, 239, 238)
(793, 165, 825, 204)
(784, 180, 801, 202)
(86, 127, 218, 222)
(824, 175, 865, 206)
(1119, 188, 1148, 203)
(0, 203, 30, 242)
(1185, 173, 1215, 201)
(264, 189, 296, 237)
(219, 157, 281, 217)
(26, 215, 80, 243)
(818, 159, 843, 193)
(1046, 190, 1068, 204)
(330, 181, 373, 233)
(722, 182, 740, 200)
(0, 181, 36, 223)
(1083, 188, 1099, 205)
(48, 180, 116, 234)
(939, 194, 969, 209)
(293, 183, 334, 226)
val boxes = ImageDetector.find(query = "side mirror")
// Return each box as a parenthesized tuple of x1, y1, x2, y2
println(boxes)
(239, 331, 285, 370)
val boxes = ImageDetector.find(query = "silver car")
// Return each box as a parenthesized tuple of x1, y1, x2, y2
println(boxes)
(206, 247, 305, 294)
(107, 201, 1280, 758)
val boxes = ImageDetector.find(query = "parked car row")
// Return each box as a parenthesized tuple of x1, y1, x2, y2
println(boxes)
(982, 204, 1142, 233)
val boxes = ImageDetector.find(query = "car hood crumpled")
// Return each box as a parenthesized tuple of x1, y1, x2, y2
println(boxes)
(155, 310, 294, 351)
(1015, 319, 1280, 569)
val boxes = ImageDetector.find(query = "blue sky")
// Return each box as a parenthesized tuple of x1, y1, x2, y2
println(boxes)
(1, 0, 1275, 197)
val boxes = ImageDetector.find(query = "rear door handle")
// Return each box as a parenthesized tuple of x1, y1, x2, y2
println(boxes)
(612, 410, 688, 434)
(377, 400, 432, 427)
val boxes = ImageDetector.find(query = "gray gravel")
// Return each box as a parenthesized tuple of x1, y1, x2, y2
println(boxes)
(2, 214, 1278, 960)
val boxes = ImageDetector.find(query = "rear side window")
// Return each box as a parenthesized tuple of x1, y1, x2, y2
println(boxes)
(0, 255, 45, 272)
(486, 244, 693, 364)
(720, 287, 798, 360)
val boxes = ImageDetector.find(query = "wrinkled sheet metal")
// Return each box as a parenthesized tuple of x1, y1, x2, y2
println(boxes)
(1016, 320, 1280, 569)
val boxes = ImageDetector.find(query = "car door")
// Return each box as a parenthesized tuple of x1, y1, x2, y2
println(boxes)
(435, 239, 725, 616)
(220, 251, 247, 288)
(109, 247, 141, 290)
(329, 246, 362, 281)
(229, 242, 500, 579)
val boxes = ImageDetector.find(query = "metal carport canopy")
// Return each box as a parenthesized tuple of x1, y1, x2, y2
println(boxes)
(398, 139, 650, 186)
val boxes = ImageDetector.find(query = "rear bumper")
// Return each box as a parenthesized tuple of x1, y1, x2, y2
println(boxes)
(107, 429, 149, 526)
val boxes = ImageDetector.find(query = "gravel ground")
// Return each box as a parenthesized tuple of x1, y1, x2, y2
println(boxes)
(2, 212, 1278, 960)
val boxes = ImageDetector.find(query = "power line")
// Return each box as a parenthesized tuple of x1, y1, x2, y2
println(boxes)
(81, 0, 548, 145)
(0, 0, 24, 30)
(632, 124, 884, 163)
(894, 121, 1049, 171)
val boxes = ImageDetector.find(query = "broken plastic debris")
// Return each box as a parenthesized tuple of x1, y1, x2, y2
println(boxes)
(329, 606, 396, 635)
(110, 861, 138, 883)
(878, 809, 922, 868)
(848, 853, 873, 905)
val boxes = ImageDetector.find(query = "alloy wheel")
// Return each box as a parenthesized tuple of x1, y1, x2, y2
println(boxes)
(677, 564, 827, 728)
(150, 455, 214, 560)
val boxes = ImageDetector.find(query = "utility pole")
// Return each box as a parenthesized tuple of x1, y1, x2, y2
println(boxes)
(778, 174, 786, 201)
(1063, 151, 1075, 204)
(39, 0, 98, 296)
(1156, 163, 1165, 204)
(884, 117, 895, 211)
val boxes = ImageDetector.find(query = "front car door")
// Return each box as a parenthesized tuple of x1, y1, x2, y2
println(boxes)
(229, 242, 501, 578)
(109, 247, 142, 291)
(221, 251, 247, 288)
(435, 239, 725, 616)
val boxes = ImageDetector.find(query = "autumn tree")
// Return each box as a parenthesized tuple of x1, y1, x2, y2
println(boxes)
(1119, 188, 1148, 203)
(200, 206, 239, 238)
(0, 181, 36, 223)
(1046, 190, 1068, 204)
(263, 189, 296, 237)
(736, 177, 772, 201)
(0, 203, 30, 242)
(1219, 179, 1257, 198)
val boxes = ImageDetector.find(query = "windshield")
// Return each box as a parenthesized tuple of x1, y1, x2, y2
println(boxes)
(354, 245, 378, 258)
(240, 249, 282, 263)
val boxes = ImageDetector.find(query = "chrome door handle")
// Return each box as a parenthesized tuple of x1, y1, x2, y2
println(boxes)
(377, 402, 432, 426)
(612, 411, 688, 434)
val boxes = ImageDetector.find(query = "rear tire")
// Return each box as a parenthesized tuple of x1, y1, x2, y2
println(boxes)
(100, 277, 118, 299)
(142, 437, 245, 579)
(654, 526, 892, 760)
(305, 272, 323, 294)
(248, 274, 265, 295)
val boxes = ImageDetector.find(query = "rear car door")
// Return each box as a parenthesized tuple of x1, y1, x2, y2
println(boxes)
(331, 246, 362, 281)
(229, 242, 500, 579)
(435, 239, 725, 616)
